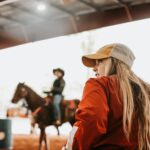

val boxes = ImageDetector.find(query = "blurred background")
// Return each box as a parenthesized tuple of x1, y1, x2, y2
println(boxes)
(0, 0, 150, 150)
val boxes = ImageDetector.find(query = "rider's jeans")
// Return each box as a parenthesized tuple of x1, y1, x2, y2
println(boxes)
(53, 94, 62, 121)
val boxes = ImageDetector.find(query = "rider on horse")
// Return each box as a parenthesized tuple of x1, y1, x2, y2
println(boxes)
(44, 68, 65, 125)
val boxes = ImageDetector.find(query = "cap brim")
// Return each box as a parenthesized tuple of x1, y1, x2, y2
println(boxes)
(82, 53, 109, 67)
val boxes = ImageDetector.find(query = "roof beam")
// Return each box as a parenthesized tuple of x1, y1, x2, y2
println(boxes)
(0, 0, 21, 7)
(117, 0, 132, 21)
(50, 2, 76, 17)
(0, 14, 24, 25)
(79, 0, 101, 11)
(10, 3, 46, 21)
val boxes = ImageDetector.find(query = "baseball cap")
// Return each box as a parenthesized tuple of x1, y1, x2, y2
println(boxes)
(82, 43, 135, 68)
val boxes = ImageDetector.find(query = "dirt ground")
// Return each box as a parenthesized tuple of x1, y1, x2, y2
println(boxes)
(13, 134, 68, 150)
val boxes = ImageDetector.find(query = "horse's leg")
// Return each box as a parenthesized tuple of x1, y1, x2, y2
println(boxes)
(43, 130, 49, 150)
(30, 122, 35, 134)
(39, 128, 44, 150)
(30, 116, 36, 134)
(55, 125, 60, 135)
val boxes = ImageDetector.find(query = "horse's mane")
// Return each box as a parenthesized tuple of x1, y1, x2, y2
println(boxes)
(21, 84, 44, 109)
(23, 84, 43, 100)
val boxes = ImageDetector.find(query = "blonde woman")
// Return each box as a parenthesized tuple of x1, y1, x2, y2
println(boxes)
(62, 43, 150, 150)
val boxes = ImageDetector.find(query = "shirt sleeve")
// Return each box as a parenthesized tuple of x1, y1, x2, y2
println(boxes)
(64, 78, 109, 150)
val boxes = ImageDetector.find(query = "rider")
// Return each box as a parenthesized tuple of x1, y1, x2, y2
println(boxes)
(44, 68, 65, 125)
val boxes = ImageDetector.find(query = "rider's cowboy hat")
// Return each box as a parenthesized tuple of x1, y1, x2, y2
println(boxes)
(82, 43, 135, 68)
(53, 68, 65, 77)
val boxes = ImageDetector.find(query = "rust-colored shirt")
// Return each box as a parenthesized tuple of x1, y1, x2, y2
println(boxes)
(66, 75, 138, 150)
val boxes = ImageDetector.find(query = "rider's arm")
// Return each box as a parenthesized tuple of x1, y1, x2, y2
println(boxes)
(51, 79, 65, 93)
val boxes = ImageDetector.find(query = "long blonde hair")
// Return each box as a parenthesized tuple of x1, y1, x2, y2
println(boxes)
(111, 58, 150, 150)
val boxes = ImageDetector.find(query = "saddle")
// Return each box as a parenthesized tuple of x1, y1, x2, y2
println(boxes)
(44, 96, 53, 106)
(68, 100, 76, 109)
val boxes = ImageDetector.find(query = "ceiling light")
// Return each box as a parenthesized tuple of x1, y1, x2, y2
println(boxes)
(37, 3, 46, 11)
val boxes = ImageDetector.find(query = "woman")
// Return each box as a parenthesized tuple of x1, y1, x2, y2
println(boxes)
(63, 43, 150, 150)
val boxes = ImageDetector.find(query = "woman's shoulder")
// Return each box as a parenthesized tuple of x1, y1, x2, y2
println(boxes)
(86, 75, 118, 87)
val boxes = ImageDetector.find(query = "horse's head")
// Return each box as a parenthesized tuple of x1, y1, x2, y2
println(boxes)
(11, 83, 28, 103)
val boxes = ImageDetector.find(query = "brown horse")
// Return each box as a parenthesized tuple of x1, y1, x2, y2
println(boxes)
(11, 83, 80, 150)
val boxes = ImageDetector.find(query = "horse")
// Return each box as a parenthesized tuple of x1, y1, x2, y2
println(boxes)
(11, 83, 80, 150)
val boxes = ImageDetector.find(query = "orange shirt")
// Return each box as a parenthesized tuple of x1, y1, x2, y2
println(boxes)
(66, 75, 138, 150)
